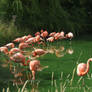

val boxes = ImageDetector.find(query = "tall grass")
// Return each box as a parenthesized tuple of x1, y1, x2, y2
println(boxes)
(1, 72, 92, 92)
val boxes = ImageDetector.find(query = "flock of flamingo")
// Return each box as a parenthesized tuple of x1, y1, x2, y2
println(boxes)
(0, 29, 91, 81)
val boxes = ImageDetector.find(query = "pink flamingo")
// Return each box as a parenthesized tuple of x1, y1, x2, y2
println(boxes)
(29, 60, 40, 80)
(41, 30, 48, 38)
(49, 32, 56, 37)
(35, 32, 40, 36)
(60, 31, 65, 37)
(65, 32, 73, 40)
(5, 43, 15, 49)
(25, 37, 36, 44)
(19, 42, 30, 50)
(77, 58, 92, 76)
(13, 35, 32, 43)
(32, 48, 47, 57)
(47, 37, 54, 42)
(59, 31, 65, 40)
(40, 29, 44, 33)
(22, 35, 32, 41)
(35, 35, 41, 42)
(13, 37, 24, 43)
(54, 32, 60, 40)
(10, 52, 30, 66)
(9, 48, 23, 56)
(0, 46, 8, 54)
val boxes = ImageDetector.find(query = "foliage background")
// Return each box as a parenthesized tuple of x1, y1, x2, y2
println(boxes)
(0, 0, 92, 43)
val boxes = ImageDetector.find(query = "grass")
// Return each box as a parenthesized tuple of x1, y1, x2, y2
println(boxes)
(0, 38, 92, 92)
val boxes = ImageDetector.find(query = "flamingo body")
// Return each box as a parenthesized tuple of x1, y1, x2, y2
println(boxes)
(9, 48, 22, 56)
(0, 47, 8, 54)
(19, 42, 30, 49)
(5, 43, 15, 48)
(77, 58, 92, 76)
(77, 63, 87, 76)
(32, 49, 46, 57)
(29, 60, 40, 80)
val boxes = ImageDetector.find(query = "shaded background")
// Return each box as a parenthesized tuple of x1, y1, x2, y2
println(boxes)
(0, 0, 92, 45)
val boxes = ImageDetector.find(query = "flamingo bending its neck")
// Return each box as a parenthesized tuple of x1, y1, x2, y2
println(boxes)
(29, 60, 40, 80)
(77, 58, 92, 76)
(29, 60, 48, 80)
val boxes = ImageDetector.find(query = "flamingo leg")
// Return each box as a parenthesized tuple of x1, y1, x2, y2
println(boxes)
(32, 71, 35, 80)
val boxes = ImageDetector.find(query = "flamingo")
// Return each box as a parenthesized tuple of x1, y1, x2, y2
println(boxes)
(41, 30, 48, 38)
(13, 37, 24, 43)
(13, 35, 32, 43)
(47, 37, 54, 42)
(29, 60, 40, 80)
(40, 29, 44, 33)
(19, 42, 30, 50)
(5, 43, 15, 49)
(35, 35, 41, 42)
(0, 46, 8, 54)
(10, 52, 30, 66)
(54, 32, 60, 40)
(66, 32, 73, 40)
(59, 31, 65, 40)
(9, 48, 23, 56)
(60, 31, 65, 37)
(29, 60, 48, 80)
(35, 32, 40, 36)
(32, 48, 47, 57)
(22, 35, 32, 41)
(77, 58, 92, 76)
(49, 32, 56, 37)
(25, 37, 36, 44)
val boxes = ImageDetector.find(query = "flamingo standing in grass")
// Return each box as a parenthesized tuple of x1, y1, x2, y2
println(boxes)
(5, 43, 15, 49)
(35, 32, 40, 36)
(10, 52, 30, 66)
(13, 37, 24, 43)
(13, 35, 32, 43)
(25, 37, 36, 44)
(29, 60, 40, 80)
(49, 32, 56, 37)
(0, 46, 9, 54)
(41, 30, 48, 38)
(9, 48, 23, 56)
(35, 35, 41, 42)
(19, 42, 30, 50)
(32, 48, 47, 57)
(29, 60, 48, 80)
(66, 32, 73, 40)
(47, 37, 54, 42)
(77, 58, 92, 76)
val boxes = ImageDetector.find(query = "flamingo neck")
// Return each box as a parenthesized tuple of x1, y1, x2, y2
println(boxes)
(82, 59, 92, 75)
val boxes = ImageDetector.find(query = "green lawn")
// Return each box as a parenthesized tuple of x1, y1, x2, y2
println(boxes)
(0, 39, 92, 92)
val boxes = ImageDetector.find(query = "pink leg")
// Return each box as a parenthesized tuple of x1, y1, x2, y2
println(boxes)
(32, 71, 35, 80)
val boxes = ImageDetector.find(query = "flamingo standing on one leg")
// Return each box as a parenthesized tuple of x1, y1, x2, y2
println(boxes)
(10, 52, 30, 66)
(29, 60, 48, 80)
(77, 58, 92, 76)
(29, 60, 40, 80)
